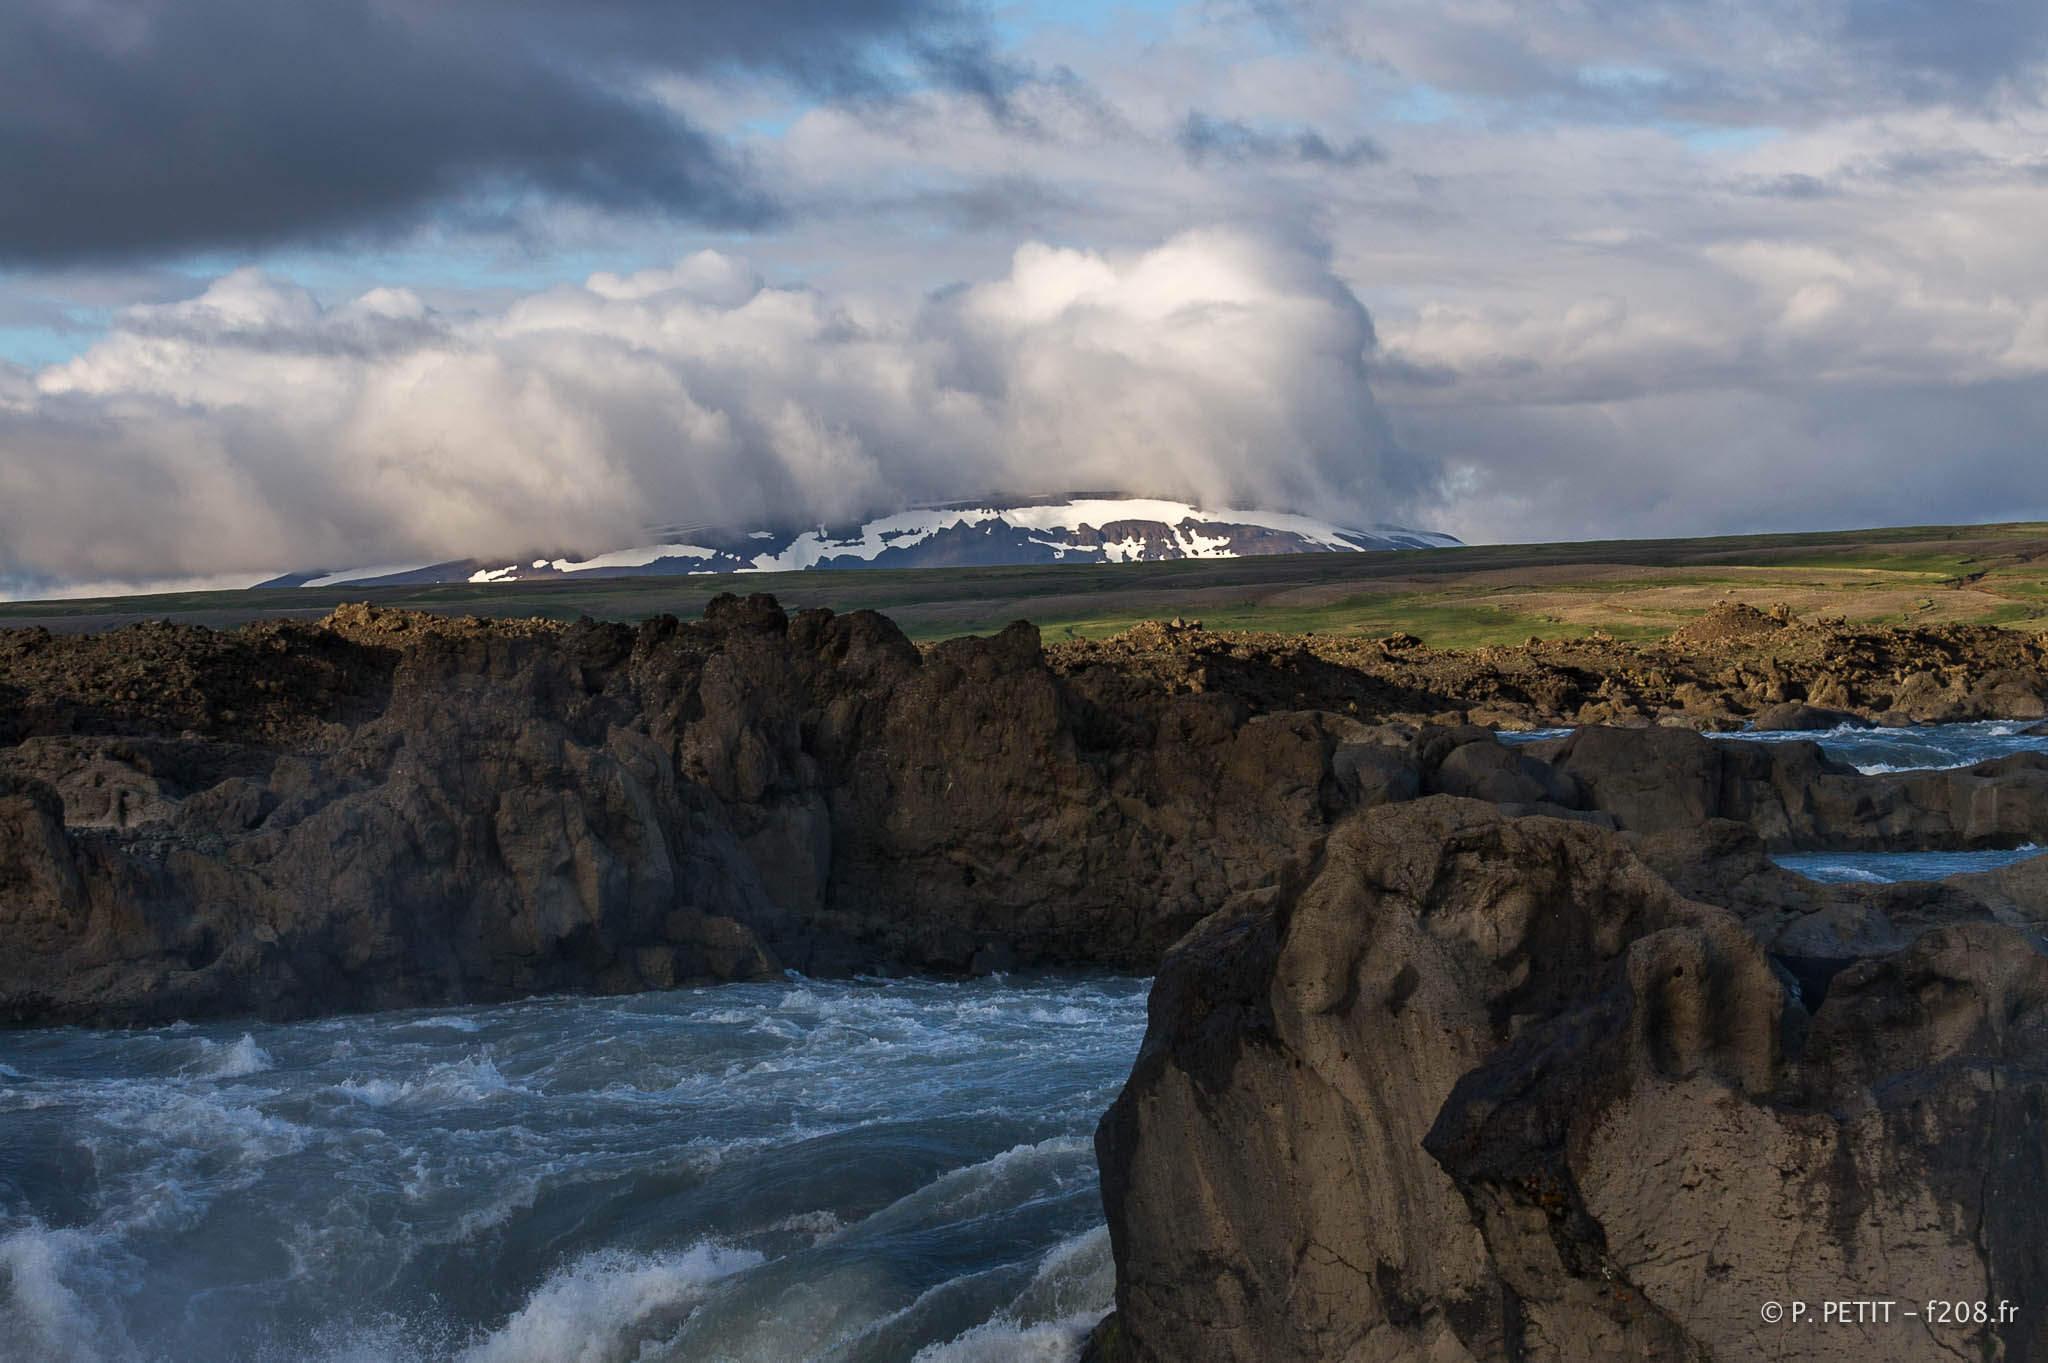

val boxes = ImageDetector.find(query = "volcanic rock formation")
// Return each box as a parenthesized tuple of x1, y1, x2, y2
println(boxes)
(2, 599, 2046, 1033)
(1050, 601, 2048, 730)
(0, 596, 1370, 1024)
(1090, 800, 2048, 1363)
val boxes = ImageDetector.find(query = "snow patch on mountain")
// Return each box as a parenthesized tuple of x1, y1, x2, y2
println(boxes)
(268, 497, 1459, 589)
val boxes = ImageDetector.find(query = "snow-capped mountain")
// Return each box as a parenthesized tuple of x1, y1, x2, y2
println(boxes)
(255, 496, 1460, 589)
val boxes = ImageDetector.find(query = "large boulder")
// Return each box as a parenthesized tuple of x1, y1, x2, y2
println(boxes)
(1093, 799, 2048, 1362)
(1747, 701, 1871, 731)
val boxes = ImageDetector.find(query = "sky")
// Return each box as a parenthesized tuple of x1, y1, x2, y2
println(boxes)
(3, 0, 2047, 596)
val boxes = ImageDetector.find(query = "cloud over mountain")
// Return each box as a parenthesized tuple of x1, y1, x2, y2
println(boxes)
(0, 231, 1429, 593)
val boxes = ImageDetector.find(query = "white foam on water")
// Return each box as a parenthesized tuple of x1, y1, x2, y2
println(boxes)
(0, 976, 1153, 1363)
(1022, 1006, 1098, 1025)
(457, 1242, 763, 1363)
(0, 1223, 136, 1363)
(1010, 1226, 1113, 1324)
(190, 1033, 275, 1079)
(284, 1315, 433, 1363)
(762, 1209, 847, 1244)
(911, 1227, 1115, 1363)
(864, 1137, 1092, 1231)
(334, 1054, 528, 1109)
(141, 1087, 303, 1155)
(1774, 845, 2043, 884)
(1802, 865, 1888, 883)
(911, 1316, 1094, 1363)
(395, 1015, 483, 1034)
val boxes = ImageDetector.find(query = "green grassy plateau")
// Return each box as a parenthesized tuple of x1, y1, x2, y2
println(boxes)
(6, 521, 2047, 647)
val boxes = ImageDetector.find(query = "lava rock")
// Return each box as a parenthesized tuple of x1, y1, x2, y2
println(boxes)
(1093, 799, 2048, 1362)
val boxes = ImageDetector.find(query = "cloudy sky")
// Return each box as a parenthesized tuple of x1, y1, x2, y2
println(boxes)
(4, 0, 2046, 595)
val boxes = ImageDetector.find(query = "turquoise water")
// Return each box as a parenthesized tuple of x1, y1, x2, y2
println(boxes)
(1503, 719, 2048, 772)
(1710, 718, 2048, 773)
(1771, 846, 2044, 884)
(0, 976, 1148, 1363)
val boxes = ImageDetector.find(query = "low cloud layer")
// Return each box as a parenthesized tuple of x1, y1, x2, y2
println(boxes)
(0, 232, 1430, 591)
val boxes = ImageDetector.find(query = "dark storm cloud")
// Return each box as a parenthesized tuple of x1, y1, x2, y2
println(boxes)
(1842, 0, 2048, 104)
(1177, 114, 1384, 169)
(1284, 0, 2048, 127)
(0, 0, 968, 264)
(906, 38, 1048, 128)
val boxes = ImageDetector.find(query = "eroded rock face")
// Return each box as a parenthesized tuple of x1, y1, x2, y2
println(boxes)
(5, 601, 2043, 1027)
(0, 598, 1417, 1025)
(1094, 799, 2048, 1363)
(1448, 722, 2048, 851)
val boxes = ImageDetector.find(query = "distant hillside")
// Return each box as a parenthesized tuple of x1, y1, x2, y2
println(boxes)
(253, 496, 1460, 589)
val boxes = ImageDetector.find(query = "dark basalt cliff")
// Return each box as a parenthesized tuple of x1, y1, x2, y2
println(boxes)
(0, 597, 2044, 1033)
(1090, 800, 2048, 1362)
(1, 595, 1362, 1024)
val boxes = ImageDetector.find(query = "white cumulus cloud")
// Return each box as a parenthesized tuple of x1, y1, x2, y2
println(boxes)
(0, 231, 1430, 594)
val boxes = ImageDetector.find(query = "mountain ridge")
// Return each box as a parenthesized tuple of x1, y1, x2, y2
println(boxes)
(254, 495, 1459, 590)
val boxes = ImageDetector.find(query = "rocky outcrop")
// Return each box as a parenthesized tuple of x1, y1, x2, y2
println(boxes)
(1093, 799, 2048, 1363)
(4, 596, 2044, 1026)
(1360, 720, 2048, 851)
(0, 597, 1422, 1025)
(1543, 724, 2048, 850)
(1050, 602, 2048, 731)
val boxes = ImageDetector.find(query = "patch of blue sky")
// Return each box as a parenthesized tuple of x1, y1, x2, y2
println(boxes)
(1571, 65, 1782, 151)
(735, 108, 807, 139)
(173, 238, 747, 307)
(1381, 83, 1464, 125)
(1576, 64, 1673, 94)
(987, 0, 1186, 43)
(0, 322, 103, 370)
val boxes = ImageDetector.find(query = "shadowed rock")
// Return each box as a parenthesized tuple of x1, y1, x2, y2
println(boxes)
(0, 598, 1408, 1025)
(1092, 799, 2048, 1362)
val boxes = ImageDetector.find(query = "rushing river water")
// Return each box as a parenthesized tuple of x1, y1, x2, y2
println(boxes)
(0, 976, 1149, 1363)
(1772, 846, 2044, 883)
(6, 721, 2045, 1363)
(1710, 717, 2048, 774)
(1730, 719, 2048, 883)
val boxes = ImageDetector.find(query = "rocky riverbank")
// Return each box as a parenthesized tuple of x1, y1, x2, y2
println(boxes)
(0, 597, 2044, 1030)
(1, 595, 1353, 1023)
(5, 594, 2048, 1356)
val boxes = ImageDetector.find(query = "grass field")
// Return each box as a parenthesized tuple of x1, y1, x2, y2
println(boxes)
(6, 521, 2046, 647)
